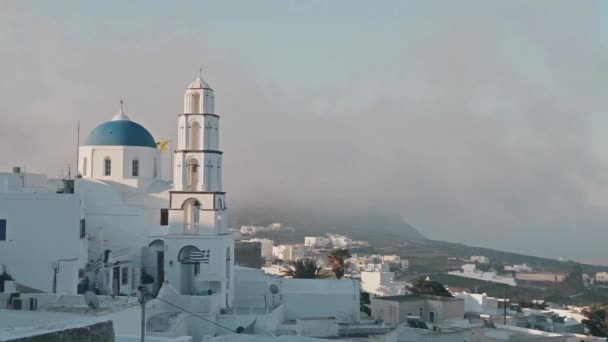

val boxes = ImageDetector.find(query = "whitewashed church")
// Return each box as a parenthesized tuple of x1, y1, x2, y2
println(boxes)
(0, 74, 363, 340)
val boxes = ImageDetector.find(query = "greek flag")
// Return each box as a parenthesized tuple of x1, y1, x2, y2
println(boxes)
(86, 259, 104, 272)
(189, 250, 210, 264)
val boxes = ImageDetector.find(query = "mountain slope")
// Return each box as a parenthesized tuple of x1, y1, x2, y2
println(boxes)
(230, 205, 425, 243)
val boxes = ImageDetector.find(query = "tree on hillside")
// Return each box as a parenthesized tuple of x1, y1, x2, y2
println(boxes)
(476, 262, 492, 272)
(582, 305, 608, 337)
(563, 264, 585, 291)
(282, 258, 332, 279)
(328, 248, 351, 279)
(408, 277, 452, 297)
(492, 262, 505, 275)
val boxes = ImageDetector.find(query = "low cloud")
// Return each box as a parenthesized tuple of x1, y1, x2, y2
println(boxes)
(0, 1, 606, 259)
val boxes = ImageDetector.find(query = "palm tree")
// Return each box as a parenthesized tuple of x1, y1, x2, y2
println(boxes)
(328, 248, 351, 279)
(282, 258, 332, 279)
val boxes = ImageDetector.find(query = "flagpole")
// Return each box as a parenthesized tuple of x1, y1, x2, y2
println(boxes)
(76, 120, 80, 177)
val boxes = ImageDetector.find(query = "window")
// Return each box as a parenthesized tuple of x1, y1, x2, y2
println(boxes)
(190, 121, 201, 149)
(0, 219, 6, 241)
(80, 219, 86, 238)
(429, 311, 435, 323)
(104, 158, 111, 176)
(153, 158, 157, 178)
(121, 267, 129, 285)
(82, 157, 87, 176)
(160, 209, 168, 226)
(132, 159, 139, 177)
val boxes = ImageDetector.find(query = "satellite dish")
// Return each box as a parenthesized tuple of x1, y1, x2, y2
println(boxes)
(269, 284, 279, 295)
(84, 290, 99, 310)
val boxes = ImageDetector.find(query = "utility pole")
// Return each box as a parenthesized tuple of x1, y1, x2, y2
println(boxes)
(503, 284, 507, 325)
(138, 286, 148, 342)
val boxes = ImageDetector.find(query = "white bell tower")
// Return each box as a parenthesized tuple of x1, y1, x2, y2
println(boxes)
(153, 72, 234, 310)
(174, 72, 222, 192)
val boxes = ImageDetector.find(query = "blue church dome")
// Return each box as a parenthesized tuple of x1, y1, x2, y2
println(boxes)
(84, 119, 156, 148)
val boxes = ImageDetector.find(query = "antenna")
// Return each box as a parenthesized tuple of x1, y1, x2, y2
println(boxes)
(84, 290, 99, 310)
(76, 120, 80, 176)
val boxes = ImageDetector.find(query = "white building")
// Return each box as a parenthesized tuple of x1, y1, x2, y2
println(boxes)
(0, 172, 86, 294)
(272, 244, 306, 261)
(470, 256, 490, 264)
(146, 75, 234, 307)
(448, 264, 517, 286)
(247, 238, 274, 261)
(505, 264, 533, 273)
(596, 272, 608, 283)
(361, 266, 410, 297)
(304, 236, 329, 248)
(240, 225, 263, 235)
(0, 72, 375, 342)
(382, 255, 409, 271)
(453, 292, 499, 314)
(327, 234, 352, 248)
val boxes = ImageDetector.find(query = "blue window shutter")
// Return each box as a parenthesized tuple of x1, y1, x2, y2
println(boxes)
(0, 220, 6, 241)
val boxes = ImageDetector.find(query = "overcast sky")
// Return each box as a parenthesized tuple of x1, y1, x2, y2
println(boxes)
(1, 1, 607, 260)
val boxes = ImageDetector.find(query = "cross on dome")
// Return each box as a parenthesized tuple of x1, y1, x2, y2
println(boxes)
(188, 66, 212, 90)
(112, 98, 131, 121)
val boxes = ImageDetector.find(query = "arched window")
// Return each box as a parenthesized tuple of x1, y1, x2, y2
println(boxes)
(189, 121, 201, 150)
(104, 157, 111, 176)
(153, 158, 158, 178)
(182, 198, 201, 234)
(132, 159, 139, 177)
(187, 158, 199, 191)
(192, 93, 200, 114)
(82, 157, 87, 176)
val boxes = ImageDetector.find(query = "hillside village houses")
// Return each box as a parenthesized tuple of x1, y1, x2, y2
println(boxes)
(448, 264, 518, 286)
(470, 256, 490, 264)
(239, 223, 293, 236)
(595, 271, 608, 283)
(505, 264, 533, 273)
(0, 74, 602, 342)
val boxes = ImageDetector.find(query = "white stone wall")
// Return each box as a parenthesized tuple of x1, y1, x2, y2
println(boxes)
(0, 192, 83, 294)
(79, 145, 161, 188)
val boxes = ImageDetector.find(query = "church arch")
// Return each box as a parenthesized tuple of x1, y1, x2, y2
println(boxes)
(149, 239, 164, 249)
(189, 120, 201, 150)
(178, 245, 202, 264)
(191, 93, 201, 113)
(186, 158, 199, 191)
(182, 198, 201, 233)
